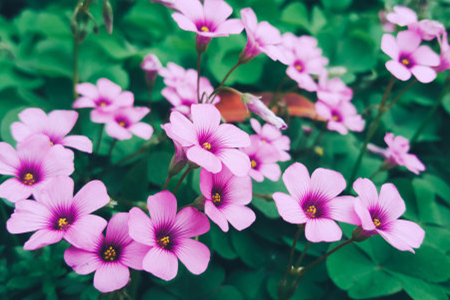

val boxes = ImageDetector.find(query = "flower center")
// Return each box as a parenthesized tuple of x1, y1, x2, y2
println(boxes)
(251, 159, 257, 169)
(22, 172, 36, 185)
(119, 121, 126, 127)
(200, 26, 210, 32)
(373, 218, 381, 227)
(401, 58, 410, 66)
(158, 236, 171, 249)
(212, 192, 221, 204)
(203, 142, 212, 150)
(50, 141, 54, 146)
(103, 246, 118, 262)
(57, 218, 71, 231)
(305, 205, 317, 218)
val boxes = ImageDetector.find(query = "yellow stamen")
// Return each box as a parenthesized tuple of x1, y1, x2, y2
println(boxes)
(251, 159, 257, 169)
(261, 139, 267, 143)
(332, 115, 339, 121)
(212, 192, 221, 204)
(373, 218, 381, 227)
(203, 142, 212, 150)
(99, 101, 107, 107)
(200, 26, 209, 32)
(306, 205, 317, 218)
(103, 246, 117, 261)
(314, 146, 324, 156)
(119, 121, 126, 127)
(158, 236, 170, 248)
(58, 218, 70, 230)
(295, 65, 302, 71)
(401, 58, 410, 66)
(50, 141, 54, 146)
(23, 173, 35, 185)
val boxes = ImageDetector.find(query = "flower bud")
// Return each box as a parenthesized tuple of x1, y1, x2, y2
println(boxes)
(141, 54, 162, 83)
(241, 93, 287, 130)
(352, 226, 371, 242)
(103, 0, 114, 34)
(168, 141, 187, 177)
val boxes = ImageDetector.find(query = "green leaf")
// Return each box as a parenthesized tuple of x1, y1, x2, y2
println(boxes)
(413, 178, 442, 225)
(121, 157, 149, 201)
(280, 3, 309, 29)
(310, 6, 327, 34)
(228, 269, 266, 300)
(391, 273, 448, 300)
(321, 0, 353, 12)
(209, 223, 238, 260)
(142, 286, 180, 300)
(422, 174, 450, 205)
(231, 229, 274, 268)
(205, 286, 245, 300)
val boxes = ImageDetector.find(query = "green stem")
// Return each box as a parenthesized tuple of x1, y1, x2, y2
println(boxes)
(281, 226, 305, 284)
(173, 166, 193, 194)
(294, 241, 311, 268)
(197, 52, 202, 103)
(411, 75, 450, 145)
(107, 139, 117, 161)
(94, 124, 104, 155)
(384, 79, 417, 111)
(349, 77, 396, 184)
(269, 75, 290, 108)
(73, 36, 79, 101)
(162, 174, 172, 190)
(252, 193, 272, 200)
(369, 166, 384, 180)
(209, 62, 241, 102)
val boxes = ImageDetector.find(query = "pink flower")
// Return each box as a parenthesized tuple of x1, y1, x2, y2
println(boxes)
(241, 136, 281, 182)
(160, 63, 218, 115)
(141, 54, 162, 82)
(128, 191, 210, 281)
(242, 93, 287, 130)
(250, 118, 290, 161)
(169, 104, 251, 176)
(379, 10, 396, 32)
(11, 108, 92, 153)
(386, 6, 417, 27)
(409, 20, 445, 41)
(273, 163, 358, 242)
(0, 135, 74, 203)
(437, 32, 450, 72)
(162, 123, 188, 177)
(74, 78, 134, 117)
(172, 0, 243, 50)
(316, 71, 353, 106)
(7, 176, 110, 250)
(91, 107, 153, 141)
(64, 213, 151, 293)
(200, 166, 255, 232)
(384, 133, 425, 174)
(352, 178, 425, 253)
(150, 0, 177, 10)
(381, 31, 440, 83)
(239, 8, 282, 62)
(315, 100, 365, 135)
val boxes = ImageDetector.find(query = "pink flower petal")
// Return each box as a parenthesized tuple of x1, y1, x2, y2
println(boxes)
(76, 82, 99, 98)
(34, 176, 74, 209)
(0, 143, 20, 175)
(170, 111, 198, 147)
(43, 145, 75, 177)
(204, 200, 229, 232)
(94, 262, 130, 293)
(305, 218, 342, 242)
(191, 104, 221, 135)
(97, 78, 122, 99)
(73, 97, 96, 108)
(328, 120, 349, 135)
(147, 190, 178, 226)
(187, 146, 222, 173)
(378, 183, 406, 223)
(128, 123, 154, 140)
(259, 163, 281, 182)
(0, 178, 33, 203)
(64, 246, 102, 275)
(48, 110, 78, 137)
(282, 162, 311, 200)
(10, 122, 33, 143)
(221, 204, 256, 231)
(174, 0, 203, 20)
(315, 101, 332, 120)
(105, 213, 132, 243)
(114, 91, 134, 107)
(310, 168, 346, 200)
(18, 108, 47, 129)
(65, 215, 107, 249)
(73, 180, 110, 216)
(175, 238, 210, 275)
(216, 124, 251, 148)
(250, 118, 262, 134)
(200, 169, 214, 198)
(121, 241, 151, 270)
(217, 149, 250, 177)
(24, 229, 64, 250)
(378, 219, 425, 253)
(386, 60, 412, 81)
(327, 196, 360, 225)
(172, 13, 198, 32)
(381, 34, 399, 60)
(215, 19, 244, 35)
(204, 0, 233, 25)
(128, 207, 155, 246)
(225, 175, 252, 205)
(143, 247, 178, 281)
(402, 153, 426, 174)
(353, 178, 379, 208)
(7, 200, 52, 233)
(354, 199, 375, 231)
(397, 30, 422, 53)
(105, 122, 133, 140)
(273, 192, 307, 224)
(174, 207, 210, 238)
(411, 45, 440, 66)
(61, 135, 93, 153)
(249, 169, 264, 182)
(410, 65, 437, 83)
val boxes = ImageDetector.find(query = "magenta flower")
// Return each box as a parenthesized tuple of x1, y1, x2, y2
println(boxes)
(64, 213, 151, 293)
(250, 118, 290, 162)
(384, 133, 425, 174)
(273, 163, 358, 242)
(128, 191, 210, 281)
(241, 136, 281, 182)
(169, 104, 251, 176)
(316, 71, 353, 106)
(74, 78, 134, 116)
(409, 20, 445, 41)
(0, 135, 74, 203)
(162, 123, 188, 177)
(7, 176, 109, 250)
(386, 6, 417, 27)
(200, 166, 255, 232)
(242, 93, 287, 130)
(315, 100, 365, 135)
(352, 178, 425, 253)
(437, 32, 450, 72)
(11, 108, 92, 153)
(381, 31, 440, 83)
(151, 0, 177, 10)
(239, 8, 282, 62)
(141, 54, 162, 82)
(171, 0, 243, 50)
(91, 107, 153, 141)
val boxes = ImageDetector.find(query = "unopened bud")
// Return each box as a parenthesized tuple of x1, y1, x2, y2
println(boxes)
(352, 226, 371, 242)
(103, 0, 114, 34)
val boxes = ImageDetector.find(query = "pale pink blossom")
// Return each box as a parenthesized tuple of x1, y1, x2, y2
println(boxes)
(250, 118, 290, 161)
(386, 6, 417, 27)
(200, 166, 255, 232)
(239, 8, 282, 62)
(409, 20, 445, 41)
(91, 107, 153, 141)
(384, 133, 425, 174)
(273, 163, 358, 242)
(7, 176, 109, 250)
(437, 32, 450, 72)
(379, 10, 396, 32)
(381, 31, 440, 83)
(0, 135, 74, 203)
(316, 71, 353, 106)
(11, 108, 92, 153)
(241, 136, 281, 182)
(162, 123, 187, 177)
(128, 191, 210, 281)
(141, 54, 162, 82)
(352, 178, 425, 253)
(169, 104, 251, 176)
(64, 213, 151, 293)
(315, 100, 365, 135)
(150, 0, 177, 10)
(242, 93, 287, 130)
